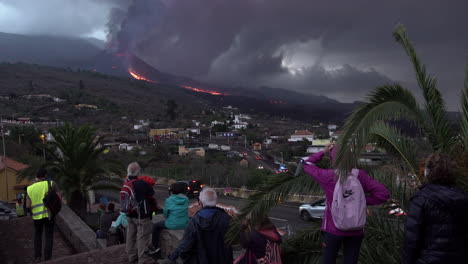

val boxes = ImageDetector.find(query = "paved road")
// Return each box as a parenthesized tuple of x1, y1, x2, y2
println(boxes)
(154, 185, 317, 235)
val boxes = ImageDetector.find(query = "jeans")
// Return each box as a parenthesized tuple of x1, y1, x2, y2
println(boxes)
(322, 232, 363, 264)
(126, 217, 153, 264)
(34, 217, 55, 260)
(152, 221, 168, 248)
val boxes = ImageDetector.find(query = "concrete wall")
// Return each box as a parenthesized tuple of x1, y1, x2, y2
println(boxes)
(55, 205, 106, 253)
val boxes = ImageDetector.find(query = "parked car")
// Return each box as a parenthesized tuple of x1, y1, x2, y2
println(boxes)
(299, 199, 326, 221)
(169, 180, 204, 198)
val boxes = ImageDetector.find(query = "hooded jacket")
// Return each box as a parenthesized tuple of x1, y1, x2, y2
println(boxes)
(239, 228, 282, 263)
(403, 184, 468, 264)
(164, 194, 189, 230)
(169, 206, 233, 264)
(302, 151, 389, 236)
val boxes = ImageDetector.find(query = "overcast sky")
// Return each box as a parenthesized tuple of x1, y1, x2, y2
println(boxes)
(0, 0, 467, 110)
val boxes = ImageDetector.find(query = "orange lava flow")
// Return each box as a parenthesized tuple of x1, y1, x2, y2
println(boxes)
(128, 69, 158, 83)
(180, 85, 229, 96)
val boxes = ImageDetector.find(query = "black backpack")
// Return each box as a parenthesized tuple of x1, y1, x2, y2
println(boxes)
(43, 180, 62, 216)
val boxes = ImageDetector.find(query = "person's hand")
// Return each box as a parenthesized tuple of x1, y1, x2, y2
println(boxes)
(323, 143, 335, 153)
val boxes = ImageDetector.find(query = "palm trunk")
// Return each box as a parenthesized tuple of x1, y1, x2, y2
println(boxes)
(69, 191, 87, 219)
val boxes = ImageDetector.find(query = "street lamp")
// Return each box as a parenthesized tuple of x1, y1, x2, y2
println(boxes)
(1, 123, 8, 201)
(40, 134, 46, 161)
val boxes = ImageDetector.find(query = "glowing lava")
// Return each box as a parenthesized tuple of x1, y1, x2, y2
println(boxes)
(180, 85, 229, 96)
(128, 69, 158, 83)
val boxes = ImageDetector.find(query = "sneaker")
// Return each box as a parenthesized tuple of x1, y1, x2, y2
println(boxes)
(147, 246, 160, 255)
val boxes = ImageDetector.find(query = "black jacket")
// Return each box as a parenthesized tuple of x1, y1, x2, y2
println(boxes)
(170, 206, 233, 264)
(403, 184, 468, 264)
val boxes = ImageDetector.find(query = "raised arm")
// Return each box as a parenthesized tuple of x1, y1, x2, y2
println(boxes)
(302, 144, 336, 187)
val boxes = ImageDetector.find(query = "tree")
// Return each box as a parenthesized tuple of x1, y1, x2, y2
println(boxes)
(226, 24, 468, 263)
(335, 24, 468, 190)
(166, 99, 178, 120)
(19, 124, 124, 218)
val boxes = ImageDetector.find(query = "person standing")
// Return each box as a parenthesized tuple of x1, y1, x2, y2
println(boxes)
(403, 153, 468, 264)
(26, 168, 56, 263)
(302, 144, 389, 264)
(148, 182, 189, 256)
(121, 162, 155, 264)
(162, 188, 233, 264)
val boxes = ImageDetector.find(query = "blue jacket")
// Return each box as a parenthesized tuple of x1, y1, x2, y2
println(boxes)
(164, 194, 189, 230)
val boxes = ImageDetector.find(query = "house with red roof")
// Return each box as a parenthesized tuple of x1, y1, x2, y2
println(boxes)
(288, 130, 315, 142)
(0, 156, 31, 202)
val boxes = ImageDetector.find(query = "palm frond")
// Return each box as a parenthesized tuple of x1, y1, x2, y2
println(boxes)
(336, 84, 423, 174)
(393, 24, 454, 152)
(226, 172, 323, 244)
(461, 64, 468, 149)
(368, 122, 420, 174)
(281, 222, 323, 264)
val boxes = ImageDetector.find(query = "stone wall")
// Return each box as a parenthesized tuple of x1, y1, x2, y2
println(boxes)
(55, 205, 106, 253)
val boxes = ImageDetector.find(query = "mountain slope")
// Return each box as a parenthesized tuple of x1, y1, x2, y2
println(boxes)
(0, 32, 102, 68)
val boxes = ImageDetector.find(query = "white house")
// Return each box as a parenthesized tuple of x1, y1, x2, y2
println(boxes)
(328, 124, 337, 131)
(288, 130, 315, 142)
(119, 143, 134, 151)
(307, 139, 331, 154)
(134, 124, 143, 130)
(187, 128, 201, 135)
(211, 120, 225, 126)
(233, 122, 248, 129)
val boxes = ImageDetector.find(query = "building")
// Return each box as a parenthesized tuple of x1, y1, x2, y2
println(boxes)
(253, 143, 262, 151)
(239, 159, 249, 167)
(288, 130, 315, 142)
(187, 128, 201, 135)
(149, 128, 188, 142)
(307, 139, 332, 154)
(178, 146, 205, 157)
(119, 143, 134, 151)
(0, 156, 30, 202)
(211, 120, 225, 126)
(331, 130, 343, 141)
(233, 122, 248, 129)
(215, 132, 237, 138)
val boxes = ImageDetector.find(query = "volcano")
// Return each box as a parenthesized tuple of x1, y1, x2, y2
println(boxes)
(90, 51, 229, 95)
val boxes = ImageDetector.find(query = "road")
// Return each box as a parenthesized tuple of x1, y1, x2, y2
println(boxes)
(96, 184, 320, 235)
(153, 185, 316, 235)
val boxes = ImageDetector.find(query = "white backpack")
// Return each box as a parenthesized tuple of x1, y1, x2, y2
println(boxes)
(331, 169, 367, 231)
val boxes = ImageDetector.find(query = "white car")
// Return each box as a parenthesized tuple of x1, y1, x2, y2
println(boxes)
(299, 199, 326, 221)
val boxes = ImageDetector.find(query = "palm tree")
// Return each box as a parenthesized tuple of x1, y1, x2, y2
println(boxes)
(226, 24, 468, 263)
(335, 24, 468, 188)
(19, 124, 124, 218)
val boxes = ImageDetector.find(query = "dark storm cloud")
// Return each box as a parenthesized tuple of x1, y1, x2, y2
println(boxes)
(111, 0, 467, 108)
(1, 0, 466, 108)
(0, 0, 130, 38)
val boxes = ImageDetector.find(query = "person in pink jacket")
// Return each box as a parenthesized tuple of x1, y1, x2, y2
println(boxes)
(303, 143, 389, 264)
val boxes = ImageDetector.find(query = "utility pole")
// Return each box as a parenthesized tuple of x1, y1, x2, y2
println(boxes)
(1, 123, 8, 201)
(209, 126, 212, 142)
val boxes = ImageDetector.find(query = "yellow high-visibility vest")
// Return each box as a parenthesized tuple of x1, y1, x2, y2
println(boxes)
(27, 181, 51, 220)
